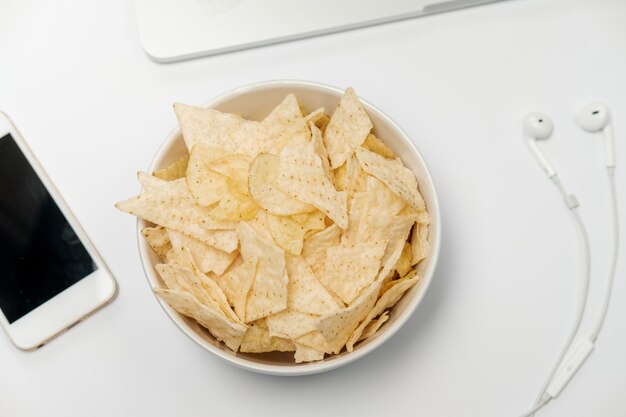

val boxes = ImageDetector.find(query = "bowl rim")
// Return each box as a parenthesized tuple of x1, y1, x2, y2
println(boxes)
(137, 79, 441, 375)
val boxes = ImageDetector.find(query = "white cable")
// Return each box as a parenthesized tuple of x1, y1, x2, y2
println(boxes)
(523, 175, 592, 417)
(518, 397, 551, 417)
(589, 167, 619, 342)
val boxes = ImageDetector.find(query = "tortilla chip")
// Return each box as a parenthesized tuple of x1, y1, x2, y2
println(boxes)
(355, 147, 425, 210)
(154, 288, 247, 352)
(301, 224, 341, 277)
(249, 153, 315, 216)
(153, 155, 190, 181)
(173, 103, 259, 152)
(322, 242, 386, 305)
(323, 87, 373, 169)
(266, 212, 324, 256)
(396, 242, 413, 277)
(303, 107, 326, 124)
(332, 162, 348, 191)
(266, 310, 318, 340)
(214, 257, 257, 323)
(358, 311, 389, 342)
(209, 189, 259, 222)
(277, 142, 348, 229)
(285, 254, 339, 315)
(310, 123, 331, 178)
(411, 223, 430, 266)
(142, 226, 171, 260)
(362, 133, 396, 159)
(295, 331, 332, 353)
(237, 222, 288, 322)
(167, 230, 238, 276)
(346, 271, 419, 351)
(294, 343, 325, 363)
(240, 321, 295, 353)
(315, 277, 383, 354)
(237, 94, 310, 157)
(156, 262, 241, 324)
(115, 173, 238, 252)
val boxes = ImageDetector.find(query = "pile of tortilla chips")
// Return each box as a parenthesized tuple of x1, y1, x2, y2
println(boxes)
(116, 88, 430, 363)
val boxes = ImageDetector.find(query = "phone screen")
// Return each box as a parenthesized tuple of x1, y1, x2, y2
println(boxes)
(0, 133, 96, 324)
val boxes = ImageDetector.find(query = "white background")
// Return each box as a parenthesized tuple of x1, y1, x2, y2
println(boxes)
(0, 0, 625, 416)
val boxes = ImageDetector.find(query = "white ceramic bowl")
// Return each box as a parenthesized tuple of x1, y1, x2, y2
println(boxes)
(138, 80, 441, 375)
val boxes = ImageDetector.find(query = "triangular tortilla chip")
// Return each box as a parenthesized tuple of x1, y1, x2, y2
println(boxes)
(411, 223, 430, 266)
(154, 288, 247, 352)
(355, 147, 425, 210)
(240, 321, 295, 353)
(266, 310, 318, 340)
(173, 103, 259, 152)
(156, 262, 241, 324)
(294, 343, 325, 363)
(346, 271, 419, 351)
(310, 122, 331, 179)
(277, 142, 348, 229)
(323, 87, 373, 169)
(315, 277, 383, 354)
(168, 230, 238, 276)
(236, 94, 310, 157)
(295, 330, 332, 353)
(214, 257, 257, 323)
(249, 153, 315, 216)
(358, 311, 389, 342)
(301, 224, 341, 277)
(153, 155, 190, 181)
(362, 133, 396, 159)
(237, 222, 288, 322)
(115, 173, 238, 252)
(142, 226, 171, 260)
(285, 254, 339, 315)
(322, 242, 386, 305)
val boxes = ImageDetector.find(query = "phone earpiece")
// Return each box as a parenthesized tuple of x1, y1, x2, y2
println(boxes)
(523, 112, 557, 177)
(576, 102, 615, 168)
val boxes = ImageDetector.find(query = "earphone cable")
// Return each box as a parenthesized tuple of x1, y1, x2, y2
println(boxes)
(521, 175, 591, 417)
(589, 167, 619, 341)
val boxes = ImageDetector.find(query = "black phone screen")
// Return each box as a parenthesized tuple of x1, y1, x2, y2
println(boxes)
(0, 133, 96, 323)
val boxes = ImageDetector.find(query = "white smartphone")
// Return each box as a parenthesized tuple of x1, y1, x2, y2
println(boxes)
(0, 111, 117, 350)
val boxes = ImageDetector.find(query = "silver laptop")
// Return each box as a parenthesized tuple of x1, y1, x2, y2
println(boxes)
(134, 0, 507, 63)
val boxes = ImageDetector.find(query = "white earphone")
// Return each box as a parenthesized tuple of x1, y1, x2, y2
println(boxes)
(523, 112, 557, 178)
(576, 102, 615, 168)
(519, 103, 620, 417)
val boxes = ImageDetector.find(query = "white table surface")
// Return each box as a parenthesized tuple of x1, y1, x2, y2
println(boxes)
(1, 0, 625, 416)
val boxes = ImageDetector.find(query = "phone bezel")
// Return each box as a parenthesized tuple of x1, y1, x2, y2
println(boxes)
(0, 111, 117, 350)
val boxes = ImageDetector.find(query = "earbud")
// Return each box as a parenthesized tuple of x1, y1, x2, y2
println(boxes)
(523, 112, 557, 177)
(576, 102, 615, 168)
